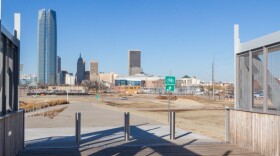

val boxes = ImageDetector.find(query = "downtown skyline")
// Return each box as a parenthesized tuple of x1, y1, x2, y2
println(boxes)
(3, 0, 280, 82)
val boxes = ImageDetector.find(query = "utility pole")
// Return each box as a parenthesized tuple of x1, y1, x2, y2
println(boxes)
(212, 57, 215, 100)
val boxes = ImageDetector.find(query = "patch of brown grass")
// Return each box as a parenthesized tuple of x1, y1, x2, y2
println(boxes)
(30, 106, 68, 119)
(155, 95, 177, 100)
(179, 95, 234, 107)
(20, 99, 69, 111)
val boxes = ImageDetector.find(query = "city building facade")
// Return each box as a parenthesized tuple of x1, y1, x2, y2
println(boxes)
(37, 9, 57, 85)
(84, 71, 90, 80)
(65, 73, 75, 85)
(99, 73, 118, 84)
(90, 61, 98, 81)
(57, 56, 61, 73)
(176, 76, 201, 87)
(128, 50, 141, 75)
(114, 74, 165, 94)
(20, 74, 37, 86)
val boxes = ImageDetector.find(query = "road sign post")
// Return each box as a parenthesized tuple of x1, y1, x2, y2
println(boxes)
(165, 76, 176, 122)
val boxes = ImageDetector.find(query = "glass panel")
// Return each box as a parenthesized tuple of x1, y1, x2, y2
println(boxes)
(6, 40, 13, 113)
(237, 53, 250, 109)
(0, 34, 3, 115)
(252, 50, 264, 109)
(267, 46, 280, 111)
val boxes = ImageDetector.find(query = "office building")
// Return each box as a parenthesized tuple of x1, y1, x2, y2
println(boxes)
(99, 73, 118, 84)
(57, 56, 61, 73)
(37, 9, 57, 85)
(56, 56, 62, 84)
(128, 50, 141, 75)
(65, 73, 75, 85)
(84, 71, 90, 80)
(60, 70, 68, 84)
(76, 54, 85, 84)
(90, 61, 98, 74)
(90, 61, 98, 81)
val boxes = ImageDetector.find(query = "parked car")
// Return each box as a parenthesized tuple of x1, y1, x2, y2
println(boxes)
(225, 94, 234, 98)
(254, 91, 264, 98)
(121, 97, 128, 100)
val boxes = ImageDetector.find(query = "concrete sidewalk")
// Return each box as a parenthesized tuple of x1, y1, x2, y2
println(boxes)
(20, 101, 262, 156)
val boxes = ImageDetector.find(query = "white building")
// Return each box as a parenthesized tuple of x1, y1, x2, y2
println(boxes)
(65, 73, 75, 85)
(177, 76, 201, 87)
(99, 73, 118, 84)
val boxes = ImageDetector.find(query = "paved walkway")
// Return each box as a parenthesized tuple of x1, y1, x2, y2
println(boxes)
(20, 102, 262, 156)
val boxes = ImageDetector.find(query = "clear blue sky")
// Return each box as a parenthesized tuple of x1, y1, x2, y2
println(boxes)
(3, 0, 280, 82)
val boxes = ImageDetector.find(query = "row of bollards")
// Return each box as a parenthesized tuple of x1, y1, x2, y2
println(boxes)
(74, 111, 176, 144)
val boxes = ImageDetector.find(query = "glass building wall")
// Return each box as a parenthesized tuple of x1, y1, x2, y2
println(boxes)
(37, 9, 57, 85)
(37, 9, 46, 84)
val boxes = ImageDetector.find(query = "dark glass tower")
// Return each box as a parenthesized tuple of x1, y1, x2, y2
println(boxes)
(76, 54, 85, 84)
(128, 50, 141, 75)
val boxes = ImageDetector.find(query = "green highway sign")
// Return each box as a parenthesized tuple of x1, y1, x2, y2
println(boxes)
(165, 76, 176, 85)
(96, 94, 100, 100)
(165, 84, 175, 92)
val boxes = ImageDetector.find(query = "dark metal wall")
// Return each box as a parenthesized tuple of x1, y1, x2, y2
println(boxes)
(0, 32, 20, 115)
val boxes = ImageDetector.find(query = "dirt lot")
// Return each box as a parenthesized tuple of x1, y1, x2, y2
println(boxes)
(20, 94, 234, 140)
(101, 94, 233, 140)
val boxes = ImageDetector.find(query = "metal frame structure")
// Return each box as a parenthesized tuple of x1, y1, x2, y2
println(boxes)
(234, 24, 280, 114)
(0, 1, 24, 155)
(0, 18, 20, 115)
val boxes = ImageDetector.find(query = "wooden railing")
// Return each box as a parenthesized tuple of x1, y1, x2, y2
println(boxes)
(0, 110, 24, 156)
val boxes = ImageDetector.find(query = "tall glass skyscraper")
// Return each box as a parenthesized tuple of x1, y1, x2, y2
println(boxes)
(37, 9, 57, 85)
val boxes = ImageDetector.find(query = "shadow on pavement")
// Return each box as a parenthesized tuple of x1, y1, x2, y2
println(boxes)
(19, 126, 200, 156)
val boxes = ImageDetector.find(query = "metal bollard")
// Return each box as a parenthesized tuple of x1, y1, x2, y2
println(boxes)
(75, 112, 81, 144)
(225, 107, 230, 142)
(170, 111, 175, 140)
(124, 112, 130, 141)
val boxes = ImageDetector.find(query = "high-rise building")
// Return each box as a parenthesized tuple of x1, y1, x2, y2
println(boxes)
(128, 50, 141, 75)
(76, 54, 85, 84)
(90, 61, 99, 81)
(37, 9, 57, 85)
(57, 56, 61, 73)
(84, 71, 90, 80)
(90, 61, 98, 74)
